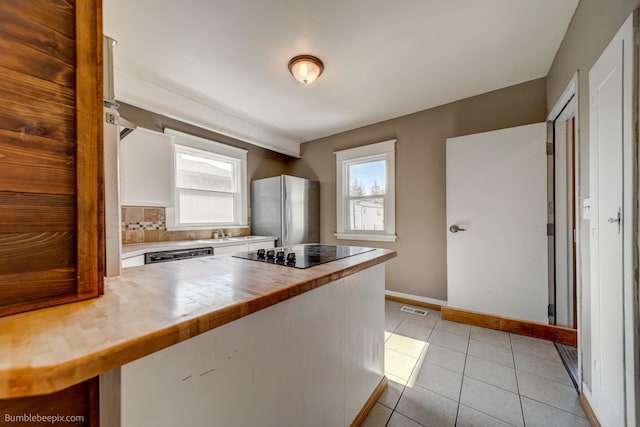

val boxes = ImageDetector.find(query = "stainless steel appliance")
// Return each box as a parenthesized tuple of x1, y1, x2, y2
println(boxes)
(233, 244, 374, 269)
(145, 247, 214, 264)
(251, 175, 319, 247)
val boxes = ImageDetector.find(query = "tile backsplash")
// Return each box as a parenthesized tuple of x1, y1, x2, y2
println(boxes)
(122, 206, 249, 245)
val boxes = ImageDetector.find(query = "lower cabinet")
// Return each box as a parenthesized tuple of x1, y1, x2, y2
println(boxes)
(103, 265, 385, 427)
(121, 240, 276, 268)
(212, 243, 247, 255)
(121, 255, 145, 268)
(248, 241, 275, 251)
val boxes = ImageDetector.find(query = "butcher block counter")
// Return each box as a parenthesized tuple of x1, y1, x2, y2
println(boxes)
(0, 247, 395, 400)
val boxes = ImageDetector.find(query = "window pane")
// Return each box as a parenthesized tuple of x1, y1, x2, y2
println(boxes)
(348, 160, 385, 196)
(176, 150, 235, 192)
(349, 198, 384, 231)
(179, 192, 234, 224)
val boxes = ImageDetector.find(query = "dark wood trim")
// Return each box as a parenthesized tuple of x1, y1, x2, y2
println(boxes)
(385, 294, 443, 312)
(441, 306, 577, 345)
(88, 376, 100, 426)
(75, 0, 103, 296)
(579, 393, 601, 427)
(350, 376, 388, 427)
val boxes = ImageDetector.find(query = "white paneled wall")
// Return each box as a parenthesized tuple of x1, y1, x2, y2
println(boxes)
(104, 264, 385, 427)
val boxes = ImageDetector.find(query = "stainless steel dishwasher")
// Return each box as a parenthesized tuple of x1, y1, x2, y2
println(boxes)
(144, 247, 214, 264)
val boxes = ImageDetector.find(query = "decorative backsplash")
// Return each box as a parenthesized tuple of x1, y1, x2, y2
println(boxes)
(122, 206, 250, 244)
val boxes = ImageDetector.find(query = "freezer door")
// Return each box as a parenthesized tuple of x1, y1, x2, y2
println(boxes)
(251, 176, 284, 244)
(283, 176, 319, 246)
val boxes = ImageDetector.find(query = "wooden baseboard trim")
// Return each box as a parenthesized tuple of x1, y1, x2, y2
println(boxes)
(579, 393, 601, 427)
(385, 295, 443, 312)
(350, 376, 388, 427)
(441, 307, 577, 345)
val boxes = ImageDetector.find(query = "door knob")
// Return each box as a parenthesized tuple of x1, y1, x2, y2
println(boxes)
(608, 208, 622, 234)
(449, 225, 467, 233)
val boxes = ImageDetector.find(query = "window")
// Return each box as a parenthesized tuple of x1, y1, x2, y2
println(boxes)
(165, 129, 247, 230)
(335, 139, 396, 242)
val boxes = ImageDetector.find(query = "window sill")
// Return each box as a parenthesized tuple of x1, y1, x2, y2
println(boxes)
(335, 233, 397, 242)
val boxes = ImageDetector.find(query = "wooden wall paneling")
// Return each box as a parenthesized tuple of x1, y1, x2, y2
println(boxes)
(0, 0, 104, 314)
(0, 129, 75, 195)
(75, 0, 104, 296)
(0, 232, 76, 275)
(0, 8, 75, 66)
(0, 38, 75, 88)
(0, 66, 76, 106)
(0, 0, 76, 39)
(0, 193, 75, 232)
(0, 270, 77, 311)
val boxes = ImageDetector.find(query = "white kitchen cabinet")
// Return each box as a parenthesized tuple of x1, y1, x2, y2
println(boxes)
(120, 128, 173, 206)
(213, 243, 248, 255)
(121, 255, 145, 268)
(248, 240, 275, 251)
(114, 264, 385, 427)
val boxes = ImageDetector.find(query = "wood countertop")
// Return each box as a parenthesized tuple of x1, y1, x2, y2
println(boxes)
(0, 248, 395, 399)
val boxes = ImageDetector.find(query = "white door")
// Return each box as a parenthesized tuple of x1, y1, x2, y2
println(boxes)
(589, 18, 628, 427)
(446, 123, 548, 323)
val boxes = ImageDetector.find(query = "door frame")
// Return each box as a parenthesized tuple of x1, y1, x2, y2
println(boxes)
(547, 73, 581, 385)
(588, 12, 638, 425)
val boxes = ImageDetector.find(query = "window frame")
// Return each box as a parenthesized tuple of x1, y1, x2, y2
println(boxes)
(335, 139, 396, 242)
(164, 129, 248, 230)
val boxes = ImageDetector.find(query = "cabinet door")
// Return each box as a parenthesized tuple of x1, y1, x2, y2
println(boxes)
(0, 0, 103, 316)
(120, 128, 174, 206)
(248, 241, 276, 251)
(122, 255, 145, 268)
(214, 244, 248, 255)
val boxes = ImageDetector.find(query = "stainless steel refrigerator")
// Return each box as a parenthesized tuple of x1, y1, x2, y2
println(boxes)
(251, 175, 319, 247)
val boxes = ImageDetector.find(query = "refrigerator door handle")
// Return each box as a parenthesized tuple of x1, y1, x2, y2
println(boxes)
(282, 180, 289, 246)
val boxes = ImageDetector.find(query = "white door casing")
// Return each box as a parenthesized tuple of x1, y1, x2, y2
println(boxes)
(588, 12, 635, 427)
(446, 122, 548, 324)
(552, 94, 578, 329)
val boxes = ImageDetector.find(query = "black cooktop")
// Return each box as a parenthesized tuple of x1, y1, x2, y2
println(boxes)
(232, 244, 375, 269)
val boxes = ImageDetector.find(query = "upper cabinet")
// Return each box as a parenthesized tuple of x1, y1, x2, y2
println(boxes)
(0, 0, 104, 316)
(120, 128, 174, 206)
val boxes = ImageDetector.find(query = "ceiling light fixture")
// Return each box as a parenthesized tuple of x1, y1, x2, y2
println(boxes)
(288, 55, 324, 85)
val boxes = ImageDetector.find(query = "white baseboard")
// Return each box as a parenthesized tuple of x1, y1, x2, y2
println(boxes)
(385, 290, 447, 307)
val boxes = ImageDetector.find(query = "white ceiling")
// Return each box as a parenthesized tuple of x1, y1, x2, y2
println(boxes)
(104, 0, 578, 154)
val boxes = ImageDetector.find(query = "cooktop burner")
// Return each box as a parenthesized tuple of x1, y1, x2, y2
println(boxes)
(232, 244, 375, 269)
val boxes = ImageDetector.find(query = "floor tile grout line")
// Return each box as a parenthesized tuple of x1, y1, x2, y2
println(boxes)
(514, 367, 576, 389)
(461, 371, 520, 395)
(456, 403, 521, 427)
(517, 394, 590, 420)
(453, 317, 470, 427)
(509, 333, 527, 427)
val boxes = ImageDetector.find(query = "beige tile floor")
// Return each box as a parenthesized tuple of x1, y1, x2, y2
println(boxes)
(363, 300, 591, 427)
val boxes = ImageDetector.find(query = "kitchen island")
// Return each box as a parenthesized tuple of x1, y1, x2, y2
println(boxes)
(0, 246, 395, 426)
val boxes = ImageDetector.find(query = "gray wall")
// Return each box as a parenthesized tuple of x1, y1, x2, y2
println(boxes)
(288, 78, 547, 301)
(546, 0, 638, 390)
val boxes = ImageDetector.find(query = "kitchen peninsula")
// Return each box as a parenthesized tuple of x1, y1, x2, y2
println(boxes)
(0, 246, 395, 426)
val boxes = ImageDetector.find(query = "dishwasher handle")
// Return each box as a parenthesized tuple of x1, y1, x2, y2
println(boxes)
(145, 247, 213, 264)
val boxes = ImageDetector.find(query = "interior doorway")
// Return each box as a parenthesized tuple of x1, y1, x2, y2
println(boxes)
(550, 96, 578, 329)
(547, 74, 580, 392)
